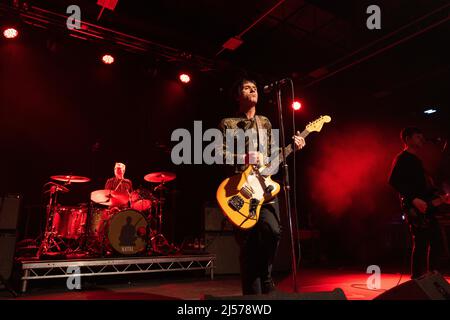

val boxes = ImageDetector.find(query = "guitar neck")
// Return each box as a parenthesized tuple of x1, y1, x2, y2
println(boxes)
(280, 128, 310, 161)
(260, 128, 310, 175)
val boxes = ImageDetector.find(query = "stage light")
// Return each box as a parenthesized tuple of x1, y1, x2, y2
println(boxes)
(102, 54, 114, 64)
(424, 108, 437, 114)
(179, 73, 191, 84)
(292, 101, 302, 111)
(3, 27, 18, 39)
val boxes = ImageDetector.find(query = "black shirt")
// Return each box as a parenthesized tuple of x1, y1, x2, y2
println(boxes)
(388, 150, 434, 206)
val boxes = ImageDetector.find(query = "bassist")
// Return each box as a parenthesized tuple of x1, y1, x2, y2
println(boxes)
(389, 127, 445, 279)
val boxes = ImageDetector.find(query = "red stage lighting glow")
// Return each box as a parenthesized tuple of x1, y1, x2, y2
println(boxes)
(102, 54, 114, 64)
(3, 28, 18, 39)
(307, 125, 399, 217)
(292, 101, 302, 111)
(179, 73, 191, 84)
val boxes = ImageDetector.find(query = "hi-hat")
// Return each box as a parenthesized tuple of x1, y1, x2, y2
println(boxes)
(154, 184, 169, 192)
(144, 172, 176, 183)
(51, 175, 91, 183)
(44, 182, 69, 193)
(90, 189, 129, 207)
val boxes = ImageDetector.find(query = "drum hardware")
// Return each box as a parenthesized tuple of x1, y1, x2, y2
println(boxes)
(35, 171, 182, 259)
(36, 183, 70, 258)
(144, 171, 179, 255)
(44, 182, 70, 193)
(37, 176, 91, 258)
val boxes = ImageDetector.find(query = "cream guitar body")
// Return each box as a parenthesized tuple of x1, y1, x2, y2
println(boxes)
(216, 165, 281, 229)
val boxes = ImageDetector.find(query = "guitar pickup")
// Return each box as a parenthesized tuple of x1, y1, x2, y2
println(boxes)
(228, 196, 244, 212)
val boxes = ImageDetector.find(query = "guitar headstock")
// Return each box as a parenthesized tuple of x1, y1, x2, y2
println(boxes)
(305, 115, 331, 133)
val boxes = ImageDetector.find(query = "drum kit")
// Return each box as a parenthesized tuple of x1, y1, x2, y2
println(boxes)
(37, 172, 178, 258)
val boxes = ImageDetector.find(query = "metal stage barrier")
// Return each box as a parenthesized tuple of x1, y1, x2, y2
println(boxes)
(19, 254, 216, 293)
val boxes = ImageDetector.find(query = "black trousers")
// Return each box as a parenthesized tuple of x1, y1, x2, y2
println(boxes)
(234, 199, 281, 295)
(408, 218, 442, 279)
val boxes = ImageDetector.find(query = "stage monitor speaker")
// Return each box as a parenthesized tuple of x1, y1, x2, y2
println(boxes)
(0, 233, 17, 280)
(204, 288, 347, 300)
(205, 232, 240, 275)
(375, 272, 450, 300)
(204, 205, 233, 232)
(0, 194, 21, 282)
(0, 194, 21, 230)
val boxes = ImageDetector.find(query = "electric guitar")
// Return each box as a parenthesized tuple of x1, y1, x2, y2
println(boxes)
(403, 193, 450, 228)
(216, 115, 331, 230)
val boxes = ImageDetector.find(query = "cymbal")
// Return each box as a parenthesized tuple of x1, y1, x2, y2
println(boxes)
(90, 189, 129, 207)
(144, 172, 176, 183)
(51, 175, 91, 183)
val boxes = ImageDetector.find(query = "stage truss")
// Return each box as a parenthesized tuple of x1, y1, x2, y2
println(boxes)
(19, 254, 215, 293)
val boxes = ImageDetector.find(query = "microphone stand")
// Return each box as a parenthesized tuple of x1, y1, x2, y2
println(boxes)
(275, 83, 298, 293)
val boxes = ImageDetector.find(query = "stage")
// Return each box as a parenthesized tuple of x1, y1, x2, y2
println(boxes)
(4, 267, 447, 300)
(17, 254, 216, 293)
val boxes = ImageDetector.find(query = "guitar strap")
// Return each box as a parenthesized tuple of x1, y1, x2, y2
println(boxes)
(254, 115, 268, 157)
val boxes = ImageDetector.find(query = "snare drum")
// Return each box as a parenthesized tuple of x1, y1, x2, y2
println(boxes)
(52, 206, 87, 239)
(104, 209, 148, 255)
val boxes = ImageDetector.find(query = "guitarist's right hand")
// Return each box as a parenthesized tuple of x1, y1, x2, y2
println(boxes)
(412, 198, 428, 214)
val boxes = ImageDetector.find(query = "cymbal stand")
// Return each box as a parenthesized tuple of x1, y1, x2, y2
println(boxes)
(150, 181, 178, 254)
(79, 201, 98, 257)
(36, 185, 66, 258)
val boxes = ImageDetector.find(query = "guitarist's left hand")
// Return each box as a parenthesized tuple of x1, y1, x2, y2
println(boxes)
(293, 131, 306, 150)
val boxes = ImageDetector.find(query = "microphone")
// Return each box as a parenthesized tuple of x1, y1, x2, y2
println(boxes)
(263, 78, 290, 94)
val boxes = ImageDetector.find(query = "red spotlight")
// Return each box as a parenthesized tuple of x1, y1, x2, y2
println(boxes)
(292, 100, 302, 111)
(179, 73, 191, 84)
(102, 54, 114, 64)
(3, 28, 18, 39)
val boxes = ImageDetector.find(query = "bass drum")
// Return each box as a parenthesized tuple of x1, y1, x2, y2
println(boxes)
(105, 209, 148, 255)
(89, 207, 116, 238)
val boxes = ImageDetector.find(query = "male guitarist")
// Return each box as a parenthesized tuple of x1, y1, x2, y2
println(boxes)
(389, 127, 446, 279)
(218, 78, 305, 295)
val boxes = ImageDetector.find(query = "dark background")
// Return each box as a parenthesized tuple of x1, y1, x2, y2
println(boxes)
(1, 0, 449, 268)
